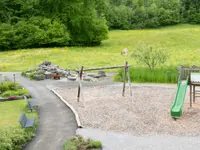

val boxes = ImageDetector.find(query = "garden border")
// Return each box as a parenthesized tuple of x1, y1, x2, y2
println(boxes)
(51, 88, 83, 128)
(0, 95, 31, 102)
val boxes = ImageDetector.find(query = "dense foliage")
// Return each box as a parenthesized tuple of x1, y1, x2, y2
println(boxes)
(0, 126, 35, 150)
(0, 0, 200, 50)
(98, 0, 200, 29)
(0, 0, 108, 50)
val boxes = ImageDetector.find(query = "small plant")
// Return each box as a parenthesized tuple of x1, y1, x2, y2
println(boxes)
(0, 81, 21, 94)
(29, 73, 35, 80)
(64, 135, 102, 150)
(87, 140, 102, 149)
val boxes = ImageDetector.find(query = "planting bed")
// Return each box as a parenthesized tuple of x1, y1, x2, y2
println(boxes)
(55, 84, 200, 136)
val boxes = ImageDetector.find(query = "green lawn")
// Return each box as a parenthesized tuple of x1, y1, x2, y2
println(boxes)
(0, 100, 37, 127)
(0, 24, 200, 71)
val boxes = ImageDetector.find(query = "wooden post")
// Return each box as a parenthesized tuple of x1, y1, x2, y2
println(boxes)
(190, 84, 192, 107)
(122, 61, 128, 96)
(127, 65, 133, 102)
(83, 65, 131, 71)
(77, 66, 83, 102)
(193, 85, 195, 103)
(13, 74, 15, 84)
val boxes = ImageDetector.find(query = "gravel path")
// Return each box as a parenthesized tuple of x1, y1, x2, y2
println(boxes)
(55, 83, 200, 136)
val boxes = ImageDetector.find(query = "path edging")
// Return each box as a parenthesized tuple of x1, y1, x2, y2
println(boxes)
(51, 89, 83, 128)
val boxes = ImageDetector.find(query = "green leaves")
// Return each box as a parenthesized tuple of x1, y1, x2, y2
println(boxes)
(132, 43, 168, 71)
(0, 17, 70, 50)
(0, 126, 35, 150)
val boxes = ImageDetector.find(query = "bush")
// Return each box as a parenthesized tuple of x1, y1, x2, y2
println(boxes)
(0, 23, 15, 50)
(0, 17, 70, 51)
(64, 135, 102, 150)
(0, 81, 21, 94)
(2, 89, 29, 97)
(0, 126, 35, 150)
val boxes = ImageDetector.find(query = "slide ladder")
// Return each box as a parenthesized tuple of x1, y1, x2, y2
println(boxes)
(170, 76, 189, 118)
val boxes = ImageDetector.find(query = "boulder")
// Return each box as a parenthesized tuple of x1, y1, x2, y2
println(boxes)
(42, 60, 51, 66)
(67, 75, 77, 81)
(97, 70, 106, 77)
(44, 71, 52, 79)
(34, 75, 45, 81)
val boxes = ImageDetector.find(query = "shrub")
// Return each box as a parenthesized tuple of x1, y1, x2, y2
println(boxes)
(0, 126, 35, 150)
(0, 23, 15, 50)
(2, 89, 29, 97)
(0, 129, 12, 150)
(0, 81, 21, 94)
(64, 135, 102, 150)
(29, 73, 35, 80)
(0, 17, 70, 51)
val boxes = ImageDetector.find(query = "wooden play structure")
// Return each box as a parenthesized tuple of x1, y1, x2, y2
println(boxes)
(76, 61, 133, 106)
(171, 66, 200, 118)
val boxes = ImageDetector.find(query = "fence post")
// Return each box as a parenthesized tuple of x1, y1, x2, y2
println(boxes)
(13, 74, 16, 84)
(77, 66, 84, 102)
(122, 61, 128, 96)
(127, 65, 133, 102)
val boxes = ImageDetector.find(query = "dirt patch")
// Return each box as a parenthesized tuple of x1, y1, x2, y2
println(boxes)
(55, 84, 200, 136)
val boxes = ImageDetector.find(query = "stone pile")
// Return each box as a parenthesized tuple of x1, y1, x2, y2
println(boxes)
(37, 60, 71, 78)
(35, 60, 106, 81)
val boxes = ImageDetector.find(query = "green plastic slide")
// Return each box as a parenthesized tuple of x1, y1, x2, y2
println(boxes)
(171, 76, 189, 118)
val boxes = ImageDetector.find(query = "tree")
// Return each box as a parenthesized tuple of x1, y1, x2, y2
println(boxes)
(131, 43, 168, 71)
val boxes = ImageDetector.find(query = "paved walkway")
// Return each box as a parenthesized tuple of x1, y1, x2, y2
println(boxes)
(77, 128, 200, 150)
(2, 72, 77, 150)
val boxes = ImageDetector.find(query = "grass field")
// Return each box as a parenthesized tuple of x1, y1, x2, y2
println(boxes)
(0, 24, 200, 72)
(0, 100, 37, 127)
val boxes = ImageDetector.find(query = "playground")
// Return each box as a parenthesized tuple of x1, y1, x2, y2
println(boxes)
(55, 82, 200, 136)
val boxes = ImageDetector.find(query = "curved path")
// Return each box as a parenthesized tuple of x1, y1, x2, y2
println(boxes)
(2, 72, 77, 150)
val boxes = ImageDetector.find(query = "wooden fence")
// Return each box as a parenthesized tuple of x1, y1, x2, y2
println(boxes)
(178, 66, 200, 80)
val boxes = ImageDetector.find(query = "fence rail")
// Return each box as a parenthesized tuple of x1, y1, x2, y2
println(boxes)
(83, 65, 131, 71)
(178, 66, 200, 80)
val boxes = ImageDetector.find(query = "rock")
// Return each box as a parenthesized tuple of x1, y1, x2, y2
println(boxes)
(66, 69, 71, 77)
(87, 73, 97, 77)
(34, 75, 45, 81)
(31, 60, 108, 82)
(37, 70, 45, 74)
(83, 76, 93, 81)
(44, 71, 52, 79)
(93, 75, 102, 78)
(42, 60, 51, 66)
(97, 70, 106, 77)
(67, 75, 77, 81)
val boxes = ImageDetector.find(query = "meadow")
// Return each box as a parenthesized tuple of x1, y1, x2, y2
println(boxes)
(0, 24, 200, 82)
